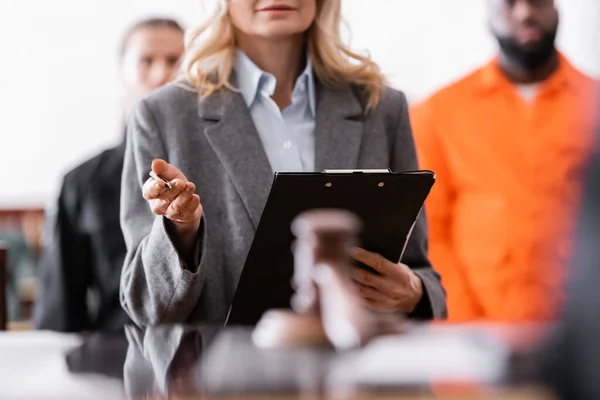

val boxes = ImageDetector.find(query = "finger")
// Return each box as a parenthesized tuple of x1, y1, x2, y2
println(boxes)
(152, 159, 188, 181)
(168, 193, 201, 223)
(350, 247, 395, 276)
(148, 183, 193, 216)
(157, 179, 188, 203)
(355, 282, 388, 303)
(185, 181, 196, 193)
(143, 177, 167, 200)
(191, 194, 203, 219)
(351, 267, 391, 293)
(361, 298, 394, 313)
(165, 186, 196, 221)
(172, 194, 201, 223)
(149, 198, 170, 216)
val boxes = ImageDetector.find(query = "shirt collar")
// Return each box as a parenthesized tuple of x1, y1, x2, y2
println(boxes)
(234, 49, 316, 116)
(479, 52, 582, 94)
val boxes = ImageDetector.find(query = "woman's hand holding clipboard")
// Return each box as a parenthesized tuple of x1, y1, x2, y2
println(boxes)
(350, 247, 424, 313)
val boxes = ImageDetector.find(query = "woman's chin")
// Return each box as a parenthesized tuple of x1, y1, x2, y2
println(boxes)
(254, 23, 310, 40)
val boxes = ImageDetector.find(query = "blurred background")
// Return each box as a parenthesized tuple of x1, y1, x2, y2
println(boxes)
(1, 0, 599, 208)
(0, 0, 599, 323)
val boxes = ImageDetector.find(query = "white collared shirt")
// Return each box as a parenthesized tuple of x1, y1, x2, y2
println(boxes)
(234, 49, 316, 173)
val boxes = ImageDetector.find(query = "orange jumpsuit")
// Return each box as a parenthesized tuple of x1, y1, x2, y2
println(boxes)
(411, 54, 598, 322)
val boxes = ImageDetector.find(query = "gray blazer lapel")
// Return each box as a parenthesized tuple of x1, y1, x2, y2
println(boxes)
(199, 82, 363, 227)
(200, 89, 273, 229)
(314, 84, 364, 171)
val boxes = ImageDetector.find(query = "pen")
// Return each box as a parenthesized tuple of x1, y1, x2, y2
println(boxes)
(149, 171, 172, 189)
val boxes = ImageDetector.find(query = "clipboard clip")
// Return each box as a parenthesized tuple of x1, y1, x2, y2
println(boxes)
(322, 169, 392, 174)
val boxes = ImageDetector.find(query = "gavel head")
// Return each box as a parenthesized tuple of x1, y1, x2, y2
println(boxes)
(290, 209, 362, 313)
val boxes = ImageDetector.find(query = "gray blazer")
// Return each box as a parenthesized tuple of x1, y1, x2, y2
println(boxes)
(120, 80, 447, 326)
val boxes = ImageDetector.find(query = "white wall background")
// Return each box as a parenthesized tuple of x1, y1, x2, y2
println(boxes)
(1, 0, 599, 208)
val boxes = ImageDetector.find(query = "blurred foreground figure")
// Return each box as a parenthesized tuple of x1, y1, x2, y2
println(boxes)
(253, 210, 405, 351)
(543, 128, 600, 399)
(412, 0, 598, 322)
(33, 18, 185, 332)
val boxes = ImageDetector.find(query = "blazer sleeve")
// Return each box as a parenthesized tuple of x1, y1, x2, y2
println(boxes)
(33, 179, 92, 332)
(120, 100, 208, 326)
(389, 90, 447, 320)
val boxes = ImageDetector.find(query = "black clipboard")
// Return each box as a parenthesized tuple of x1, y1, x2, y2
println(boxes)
(225, 169, 435, 326)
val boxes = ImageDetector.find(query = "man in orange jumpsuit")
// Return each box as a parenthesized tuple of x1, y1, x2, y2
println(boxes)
(411, 0, 598, 322)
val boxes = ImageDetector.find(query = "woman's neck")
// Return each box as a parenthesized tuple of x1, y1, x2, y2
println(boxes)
(237, 33, 306, 109)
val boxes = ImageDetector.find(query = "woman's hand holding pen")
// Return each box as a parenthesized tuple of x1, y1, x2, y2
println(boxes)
(143, 159, 203, 255)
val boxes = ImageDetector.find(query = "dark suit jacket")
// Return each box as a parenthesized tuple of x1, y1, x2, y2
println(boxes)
(33, 140, 131, 332)
(542, 137, 600, 399)
(119, 79, 447, 326)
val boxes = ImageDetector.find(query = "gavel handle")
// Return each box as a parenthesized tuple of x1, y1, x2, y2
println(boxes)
(312, 263, 377, 350)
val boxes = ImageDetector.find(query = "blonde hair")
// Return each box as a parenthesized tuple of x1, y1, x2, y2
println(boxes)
(181, 0, 386, 110)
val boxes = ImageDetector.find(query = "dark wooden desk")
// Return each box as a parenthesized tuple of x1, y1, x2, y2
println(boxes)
(0, 323, 555, 400)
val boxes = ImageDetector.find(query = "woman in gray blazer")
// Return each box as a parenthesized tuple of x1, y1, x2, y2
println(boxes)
(120, 0, 447, 326)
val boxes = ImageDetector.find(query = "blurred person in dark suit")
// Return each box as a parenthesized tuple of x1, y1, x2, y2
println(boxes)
(543, 124, 600, 399)
(33, 18, 185, 332)
(411, 0, 599, 322)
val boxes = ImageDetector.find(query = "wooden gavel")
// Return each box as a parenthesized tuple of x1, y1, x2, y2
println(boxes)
(253, 209, 404, 350)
